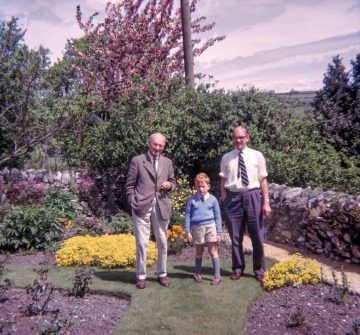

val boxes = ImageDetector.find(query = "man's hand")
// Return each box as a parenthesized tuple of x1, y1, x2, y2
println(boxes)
(161, 181, 171, 190)
(263, 202, 271, 219)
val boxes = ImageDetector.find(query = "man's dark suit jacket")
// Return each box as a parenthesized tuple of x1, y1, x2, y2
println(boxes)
(126, 152, 176, 220)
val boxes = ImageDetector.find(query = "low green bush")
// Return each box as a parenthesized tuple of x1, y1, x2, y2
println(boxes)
(109, 211, 133, 234)
(64, 211, 133, 238)
(0, 205, 65, 251)
(0, 188, 77, 251)
(43, 188, 77, 220)
(64, 216, 104, 237)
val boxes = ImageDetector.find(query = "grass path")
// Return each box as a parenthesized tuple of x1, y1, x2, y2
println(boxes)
(6, 256, 276, 335)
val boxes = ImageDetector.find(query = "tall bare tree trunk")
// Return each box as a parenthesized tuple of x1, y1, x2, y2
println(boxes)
(180, 0, 195, 88)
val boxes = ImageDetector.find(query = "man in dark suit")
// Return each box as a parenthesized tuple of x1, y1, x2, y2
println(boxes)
(126, 132, 176, 289)
(220, 126, 271, 282)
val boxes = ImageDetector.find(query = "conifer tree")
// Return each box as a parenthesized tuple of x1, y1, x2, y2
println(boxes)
(312, 55, 360, 160)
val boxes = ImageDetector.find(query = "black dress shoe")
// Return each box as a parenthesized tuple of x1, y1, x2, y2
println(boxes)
(157, 277, 170, 287)
(255, 274, 264, 282)
(230, 271, 242, 280)
(136, 279, 146, 289)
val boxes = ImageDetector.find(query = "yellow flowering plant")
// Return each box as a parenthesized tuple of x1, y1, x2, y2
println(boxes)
(56, 234, 157, 268)
(263, 253, 321, 291)
(168, 179, 195, 254)
(169, 178, 196, 224)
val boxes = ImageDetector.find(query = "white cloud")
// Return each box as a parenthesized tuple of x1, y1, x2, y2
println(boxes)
(196, 32, 360, 92)
(196, 0, 359, 64)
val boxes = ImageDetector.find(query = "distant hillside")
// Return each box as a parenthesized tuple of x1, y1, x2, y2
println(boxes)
(275, 90, 316, 111)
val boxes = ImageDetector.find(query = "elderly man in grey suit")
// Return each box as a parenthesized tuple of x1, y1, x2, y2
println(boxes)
(126, 132, 176, 289)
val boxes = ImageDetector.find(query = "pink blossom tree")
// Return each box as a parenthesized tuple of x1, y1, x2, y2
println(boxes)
(71, 0, 224, 102)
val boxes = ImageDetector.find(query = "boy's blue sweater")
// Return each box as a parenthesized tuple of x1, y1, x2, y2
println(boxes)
(184, 193, 222, 235)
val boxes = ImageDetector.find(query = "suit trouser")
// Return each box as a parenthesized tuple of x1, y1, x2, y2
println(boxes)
(223, 189, 266, 276)
(132, 199, 169, 280)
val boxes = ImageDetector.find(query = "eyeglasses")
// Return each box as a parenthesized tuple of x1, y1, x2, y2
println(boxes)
(150, 142, 165, 148)
(233, 135, 248, 140)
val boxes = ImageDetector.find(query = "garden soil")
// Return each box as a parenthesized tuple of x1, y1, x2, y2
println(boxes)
(1, 236, 359, 334)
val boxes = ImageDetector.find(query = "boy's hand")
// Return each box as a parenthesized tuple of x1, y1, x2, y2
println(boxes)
(216, 235, 221, 244)
(187, 232, 193, 243)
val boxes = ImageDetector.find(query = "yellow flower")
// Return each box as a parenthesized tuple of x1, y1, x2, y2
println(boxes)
(56, 234, 157, 268)
(262, 253, 321, 291)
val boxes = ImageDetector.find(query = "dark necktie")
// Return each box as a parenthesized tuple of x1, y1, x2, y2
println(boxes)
(201, 196, 205, 202)
(238, 151, 249, 187)
(153, 157, 157, 173)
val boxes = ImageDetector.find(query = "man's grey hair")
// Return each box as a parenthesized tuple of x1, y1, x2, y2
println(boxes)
(149, 132, 167, 144)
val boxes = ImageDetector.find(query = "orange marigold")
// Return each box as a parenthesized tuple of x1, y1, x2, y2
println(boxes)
(172, 225, 183, 233)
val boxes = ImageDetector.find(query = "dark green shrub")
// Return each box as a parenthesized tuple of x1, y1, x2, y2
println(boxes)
(70, 265, 95, 298)
(65, 211, 133, 237)
(43, 188, 77, 220)
(108, 211, 133, 234)
(59, 86, 359, 194)
(0, 205, 65, 251)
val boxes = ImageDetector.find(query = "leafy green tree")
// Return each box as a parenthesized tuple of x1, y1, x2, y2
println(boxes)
(0, 17, 84, 168)
(312, 55, 360, 160)
(0, 17, 30, 167)
(60, 85, 359, 195)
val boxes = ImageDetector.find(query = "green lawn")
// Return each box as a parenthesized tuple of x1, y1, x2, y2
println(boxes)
(6, 256, 277, 335)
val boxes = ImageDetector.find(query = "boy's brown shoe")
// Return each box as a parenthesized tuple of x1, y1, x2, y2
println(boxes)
(210, 278, 222, 285)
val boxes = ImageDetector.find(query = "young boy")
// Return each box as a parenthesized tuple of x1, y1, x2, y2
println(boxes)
(184, 173, 222, 285)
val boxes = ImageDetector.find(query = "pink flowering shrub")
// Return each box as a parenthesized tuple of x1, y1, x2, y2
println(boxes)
(78, 176, 95, 196)
(73, 0, 224, 102)
(6, 177, 46, 206)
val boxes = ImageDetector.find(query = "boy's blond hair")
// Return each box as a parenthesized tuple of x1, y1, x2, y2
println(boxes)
(194, 172, 210, 185)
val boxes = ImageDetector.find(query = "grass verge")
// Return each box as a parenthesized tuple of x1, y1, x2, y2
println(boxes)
(5, 255, 276, 335)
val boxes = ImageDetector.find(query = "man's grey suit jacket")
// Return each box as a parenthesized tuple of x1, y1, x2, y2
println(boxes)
(125, 152, 176, 220)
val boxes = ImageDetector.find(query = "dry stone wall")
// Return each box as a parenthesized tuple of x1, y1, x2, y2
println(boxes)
(1, 168, 359, 264)
(266, 183, 360, 264)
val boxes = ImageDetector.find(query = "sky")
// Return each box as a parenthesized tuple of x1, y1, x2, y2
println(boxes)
(0, 0, 359, 93)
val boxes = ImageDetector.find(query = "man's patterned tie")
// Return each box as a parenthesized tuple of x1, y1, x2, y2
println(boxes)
(153, 157, 157, 172)
(238, 151, 249, 187)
